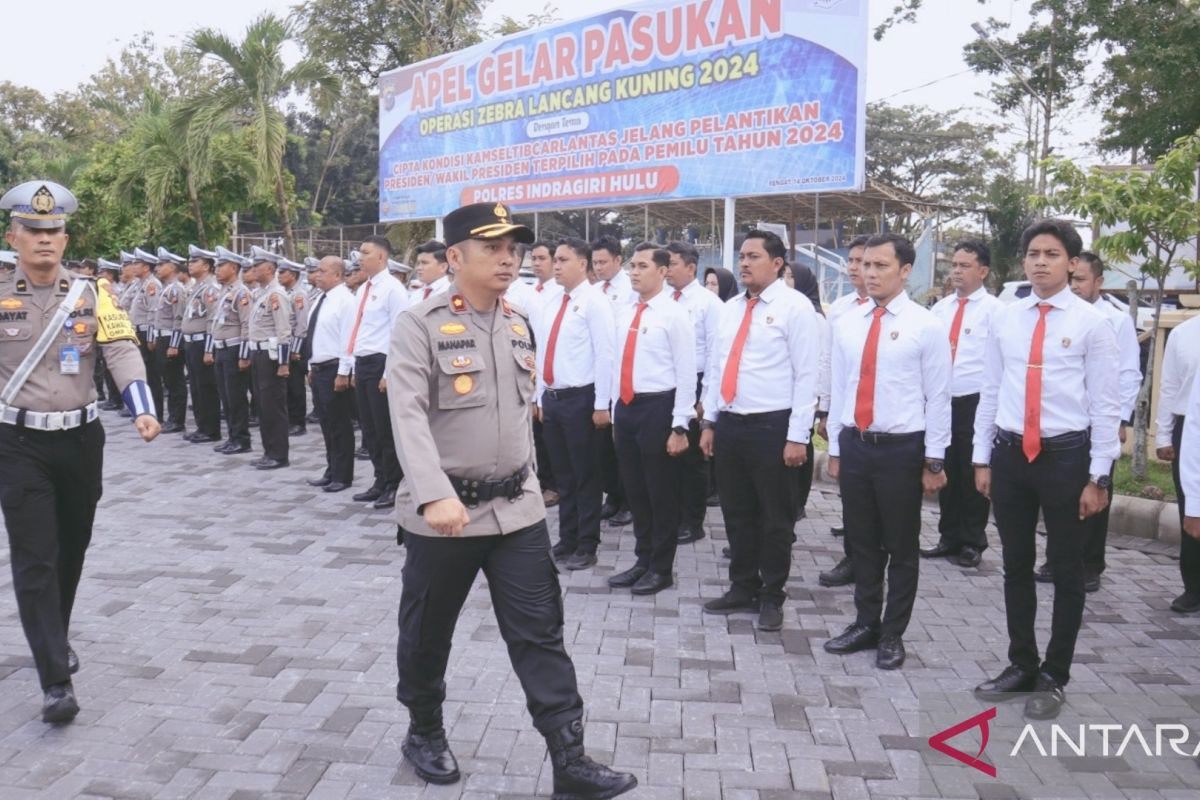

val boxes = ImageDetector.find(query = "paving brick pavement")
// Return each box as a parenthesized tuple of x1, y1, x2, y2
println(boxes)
(0, 413, 1198, 799)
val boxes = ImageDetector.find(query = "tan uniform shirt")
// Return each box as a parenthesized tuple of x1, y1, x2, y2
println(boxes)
(152, 278, 186, 343)
(248, 280, 292, 361)
(181, 276, 219, 337)
(207, 280, 252, 354)
(286, 286, 309, 352)
(0, 267, 145, 412)
(117, 278, 136, 312)
(128, 274, 162, 338)
(387, 292, 544, 537)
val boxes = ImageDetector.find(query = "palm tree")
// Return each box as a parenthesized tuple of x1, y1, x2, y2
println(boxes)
(179, 14, 338, 257)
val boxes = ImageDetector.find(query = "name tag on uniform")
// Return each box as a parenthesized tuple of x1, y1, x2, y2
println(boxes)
(59, 345, 81, 375)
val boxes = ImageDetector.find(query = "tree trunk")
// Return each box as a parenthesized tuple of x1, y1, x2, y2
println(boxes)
(186, 170, 208, 248)
(1131, 278, 1166, 481)
(274, 173, 296, 259)
(309, 125, 346, 216)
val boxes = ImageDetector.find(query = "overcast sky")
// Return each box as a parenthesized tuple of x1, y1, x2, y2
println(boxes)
(2, 0, 1106, 170)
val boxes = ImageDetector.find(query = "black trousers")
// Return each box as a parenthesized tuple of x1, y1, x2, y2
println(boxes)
(1082, 459, 1116, 575)
(311, 361, 354, 484)
(937, 394, 991, 551)
(542, 386, 603, 555)
(991, 433, 1089, 685)
(839, 429, 925, 637)
(599, 416, 625, 509)
(615, 392, 681, 574)
(214, 347, 251, 447)
(794, 440, 816, 513)
(137, 331, 163, 421)
(715, 410, 797, 607)
(0, 421, 104, 690)
(354, 353, 400, 491)
(154, 335, 187, 425)
(251, 351, 289, 462)
(534, 417, 556, 491)
(396, 521, 584, 735)
(679, 373, 707, 529)
(1172, 417, 1200, 594)
(183, 340, 221, 438)
(287, 355, 308, 427)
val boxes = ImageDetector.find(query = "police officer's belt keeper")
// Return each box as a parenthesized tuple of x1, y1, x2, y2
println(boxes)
(0, 401, 99, 431)
(448, 465, 530, 507)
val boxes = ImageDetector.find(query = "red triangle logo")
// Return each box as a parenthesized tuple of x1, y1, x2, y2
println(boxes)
(928, 706, 998, 777)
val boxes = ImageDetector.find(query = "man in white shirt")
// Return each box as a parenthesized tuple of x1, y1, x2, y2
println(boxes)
(972, 219, 1120, 720)
(346, 235, 412, 509)
(664, 240, 722, 544)
(1157, 313, 1200, 612)
(825, 233, 951, 670)
(304, 256, 357, 493)
(1052, 252, 1143, 592)
(699, 230, 820, 633)
(922, 241, 1003, 569)
(411, 240, 451, 303)
(525, 239, 562, 505)
(535, 238, 616, 570)
(607, 244, 696, 595)
(592, 235, 634, 528)
(1182, 374, 1200, 550)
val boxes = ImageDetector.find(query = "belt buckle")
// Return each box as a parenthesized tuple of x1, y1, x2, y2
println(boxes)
(45, 411, 66, 431)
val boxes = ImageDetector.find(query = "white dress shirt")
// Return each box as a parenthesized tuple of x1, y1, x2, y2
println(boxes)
(1182, 369, 1200, 516)
(309, 283, 355, 375)
(1092, 296, 1143, 421)
(612, 289, 697, 428)
(534, 280, 615, 410)
(972, 286, 1120, 475)
(597, 269, 633, 310)
(672, 279, 722, 379)
(930, 286, 1004, 397)
(410, 274, 451, 304)
(344, 269, 411, 358)
(1156, 315, 1200, 448)
(818, 291, 870, 412)
(702, 278, 821, 444)
(505, 278, 538, 317)
(827, 291, 952, 459)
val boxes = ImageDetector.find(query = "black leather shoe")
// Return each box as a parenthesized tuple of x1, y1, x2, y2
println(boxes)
(1171, 591, 1200, 613)
(373, 489, 396, 509)
(564, 552, 597, 571)
(757, 604, 784, 632)
(721, 546, 731, 559)
(600, 499, 619, 520)
(677, 525, 706, 544)
(920, 541, 959, 559)
(958, 546, 983, 568)
(189, 433, 220, 443)
(323, 482, 350, 493)
(875, 635, 906, 670)
(308, 476, 332, 487)
(288, 425, 306, 436)
(818, 556, 855, 588)
(218, 442, 251, 454)
(830, 525, 844, 537)
(974, 664, 1038, 701)
(248, 416, 259, 427)
(306, 411, 320, 424)
(606, 508, 633, 527)
(161, 421, 185, 434)
(42, 682, 79, 724)
(255, 458, 289, 470)
(631, 571, 673, 596)
(353, 487, 383, 502)
(67, 645, 79, 675)
(402, 728, 460, 785)
(823, 623, 879, 654)
(214, 440, 234, 453)
(607, 565, 647, 588)
(546, 720, 637, 800)
(702, 592, 758, 615)
(355, 447, 371, 461)
(706, 492, 721, 507)
(1035, 562, 1054, 583)
(1024, 673, 1066, 720)
(552, 542, 574, 561)
(1084, 570, 1101, 593)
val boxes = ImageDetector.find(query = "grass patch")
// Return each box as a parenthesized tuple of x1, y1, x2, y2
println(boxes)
(1115, 456, 1177, 501)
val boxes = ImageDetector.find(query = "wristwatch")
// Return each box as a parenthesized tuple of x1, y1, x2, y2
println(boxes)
(1089, 474, 1112, 489)
(672, 426, 687, 436)
(925, 459, 945, 474)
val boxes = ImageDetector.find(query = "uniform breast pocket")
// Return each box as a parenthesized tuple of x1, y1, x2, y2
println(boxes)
(511, 347, 537, 405)
(0, 324, 33, 346)
(436, 353, 488, 410)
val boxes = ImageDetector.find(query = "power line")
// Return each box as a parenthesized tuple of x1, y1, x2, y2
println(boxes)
(870, 68, 975, 103)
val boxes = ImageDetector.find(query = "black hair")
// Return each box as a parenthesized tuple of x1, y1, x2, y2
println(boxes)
(953, 239, 991, 267)
(704, 266, 738, 301)
(651, 249, 670, 269)
(847, 234, 871, 251)
(742, 229, 787, 261)
(414, 239, 447, 263)
(665, 240, 700, 267)
(362, 235, 393, 256)
(590, 234, 622, 259)
(557, 237, 592, 266)
(529, 239, 557, 255)
(633, 241, 658, 253)
(1019, 219, 1083, 259)
(864, 232, 916, 267)
(1077, 250, 1104, 279)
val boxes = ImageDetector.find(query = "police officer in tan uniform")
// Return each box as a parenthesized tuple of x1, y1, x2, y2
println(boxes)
(152, 246, 188, 433)
(278, 257, 309, 436)
(206, 246, 253, 454)
(245, 245, 292, 469)
(0, 180, 160, 723)
(128, 247, 163, 420)
(387, 203, 636, 799)
(181, 245, 222, 443)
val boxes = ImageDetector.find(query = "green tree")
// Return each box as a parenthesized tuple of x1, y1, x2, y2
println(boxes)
(180, 13, 339, 257)
(1040, 131, 1200, 478)
(983, 172, 1036, 285)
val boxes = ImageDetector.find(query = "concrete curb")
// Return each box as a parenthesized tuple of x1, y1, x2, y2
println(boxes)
(810, 450, 1180, 547)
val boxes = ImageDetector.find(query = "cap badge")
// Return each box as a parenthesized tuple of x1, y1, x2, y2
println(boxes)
(453, 374, 474, 395)
(450, 356, 472, 368)
(440, 322, 467, 335)
(494, 203, 509, 220)
(31, 185, 55, 214)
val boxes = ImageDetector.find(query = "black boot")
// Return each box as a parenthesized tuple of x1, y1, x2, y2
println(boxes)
(546, 719, 637, 800)
(402, 712, 460, 785)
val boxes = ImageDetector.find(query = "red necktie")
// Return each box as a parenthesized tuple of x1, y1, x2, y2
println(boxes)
(536, 283, 544, 293)
(1023, 303, 1053, 462)
(345, 278, 372, 355)
(856, 297, 869, 305)
(720, 297, 759, 404)
(948, 297, 969, 361)
(603, 281, 611, 294)
(423, 286, 432, 300)
(673, 290, 682, 301)
(542, 294, 571, 385)
(619, 303, 648, 404)
(854, 306, 887, 431)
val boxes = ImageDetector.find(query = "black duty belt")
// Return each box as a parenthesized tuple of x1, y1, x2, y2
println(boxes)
(448, 465, 530, 508)
(996, 429, 1089, 451)
(850, 427, 924, 445)
(542, 384, 593, 401)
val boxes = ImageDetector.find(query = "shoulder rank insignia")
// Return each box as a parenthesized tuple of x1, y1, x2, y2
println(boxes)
(449, 294, 467, 314)
(146, 283, 157, 295)
(58, 278, 70, 294)
(501, 299, 513, 317)
(15, 279, 28, 294)
(440, 322, 467, 335)
(294, 295, 305, 309)
(270, 294, 281, 311)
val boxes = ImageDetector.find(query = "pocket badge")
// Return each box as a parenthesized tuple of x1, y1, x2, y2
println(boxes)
(1061, 337, 1071, 348)
(890, 331, 899, 340)
(453, 374, 473, 395)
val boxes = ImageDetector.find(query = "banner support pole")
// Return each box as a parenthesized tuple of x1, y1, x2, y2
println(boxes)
(435, 217, 444, 241)
(723, 197, 736, 271)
